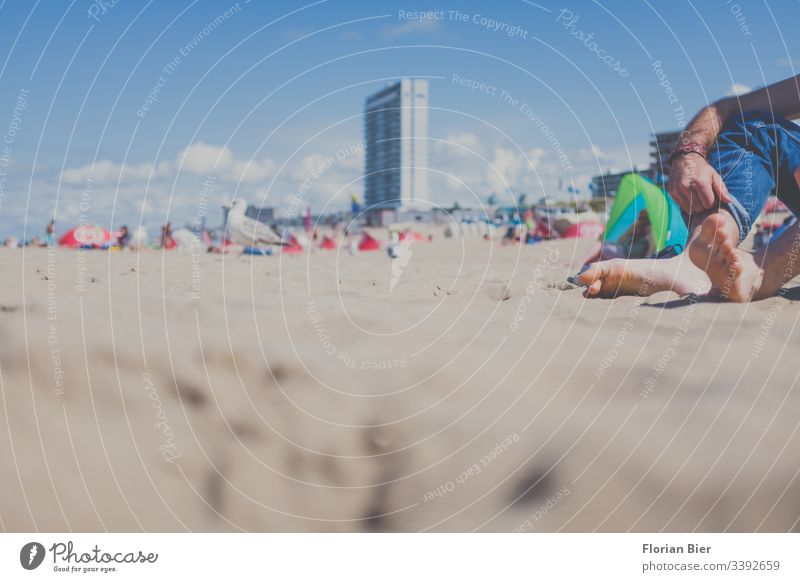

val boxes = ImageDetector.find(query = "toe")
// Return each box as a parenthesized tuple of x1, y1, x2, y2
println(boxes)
(577, 263, 604, 287)
(720, 240, 736, 261)
(729, 252, 744, 275)
(587, 279, 603, 296)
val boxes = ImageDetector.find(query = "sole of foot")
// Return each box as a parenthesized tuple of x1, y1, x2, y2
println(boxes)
(688, 212, 763, 302)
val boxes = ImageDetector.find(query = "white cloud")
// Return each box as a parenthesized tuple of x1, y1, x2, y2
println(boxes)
(61, 141, 276, 187)
(443, 132, 482, 155)
(178, 142, 234, 174)
(382, 19, 441, 38)
(727, 83, 752, 96)
(231, 159, 276, 184)
(44, 129, 651, 237)
(61, 159, 170, 185)
(486, 147, 526, 192)
(429, 132, 650, 206)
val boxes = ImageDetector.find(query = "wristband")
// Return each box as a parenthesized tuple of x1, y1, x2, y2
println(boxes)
(668, 142, 707, 163)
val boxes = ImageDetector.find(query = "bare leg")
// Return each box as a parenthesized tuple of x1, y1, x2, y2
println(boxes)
(576, 255, 711, 298)
(749, 218, 800, 299)
(575, 203, 722, 299)
(690, 212, 800, 301)
(687, 209, 745, 299)
(688, 169, 800, 301)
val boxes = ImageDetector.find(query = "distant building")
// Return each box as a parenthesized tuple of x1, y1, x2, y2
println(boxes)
(649, 130, 682, 184)
(590, 170, 635, 198)
(363, 79, 429, 215)
(589, 130, 681, 197)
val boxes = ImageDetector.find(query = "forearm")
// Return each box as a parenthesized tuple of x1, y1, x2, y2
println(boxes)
(735, 75, 800, 120)
(681, 75, 800, 150)
(679, 98, 738, 151)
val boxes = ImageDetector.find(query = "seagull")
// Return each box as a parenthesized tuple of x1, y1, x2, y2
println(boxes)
(225, 198, 283, 246)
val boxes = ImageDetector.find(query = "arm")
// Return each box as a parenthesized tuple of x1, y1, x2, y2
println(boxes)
(736, 75, 800, 120)
(669, 75, 800, 213)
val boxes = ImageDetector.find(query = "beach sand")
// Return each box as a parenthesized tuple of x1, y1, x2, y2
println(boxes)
(1, 237, 799, 532)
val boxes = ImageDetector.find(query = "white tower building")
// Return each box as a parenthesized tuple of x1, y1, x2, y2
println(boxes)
(364, 79, 429, 211)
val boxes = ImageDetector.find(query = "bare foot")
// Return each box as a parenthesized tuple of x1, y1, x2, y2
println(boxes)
(688, 212, 763, 302)
(575, 256, 710, 298)
(743, 168, 800, 299)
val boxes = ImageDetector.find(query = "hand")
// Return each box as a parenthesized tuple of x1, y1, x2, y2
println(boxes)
(668, 153, 731, 214)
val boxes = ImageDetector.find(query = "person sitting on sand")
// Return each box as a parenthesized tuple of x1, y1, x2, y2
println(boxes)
(581, 209, 654, 264)
(502, 222, 522, 245)
(574, 74, 800, 301)
(620, 210, 654, 258)
(160, 223, 176, 250)
(116, 225, 130, 248)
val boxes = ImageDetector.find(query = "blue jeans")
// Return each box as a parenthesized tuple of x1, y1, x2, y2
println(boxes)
(709, 110, 800, 244)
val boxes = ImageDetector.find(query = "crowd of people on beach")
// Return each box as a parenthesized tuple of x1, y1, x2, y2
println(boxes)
(4, 72, 800, 306)
(1, 218, 206, 251)
(0, 213, 427, 257)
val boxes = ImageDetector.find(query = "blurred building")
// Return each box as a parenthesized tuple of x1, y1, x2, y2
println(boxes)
(590, 129, 682, 197)
(649, 130, 682, 184)
(590, 170, 633, 198)
(363, 79, 429, 218)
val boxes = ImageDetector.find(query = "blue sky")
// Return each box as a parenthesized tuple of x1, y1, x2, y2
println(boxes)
(0, 0, 798, 238)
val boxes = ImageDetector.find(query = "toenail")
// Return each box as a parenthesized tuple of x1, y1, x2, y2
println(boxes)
(567, 264, 591, 287)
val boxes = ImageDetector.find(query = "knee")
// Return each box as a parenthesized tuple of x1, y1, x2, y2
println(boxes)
(717, 110, 789, 153)
(731, 110, 790, 130)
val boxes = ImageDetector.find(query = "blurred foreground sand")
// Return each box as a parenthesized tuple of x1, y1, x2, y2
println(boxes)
(1, 238, 799, 532)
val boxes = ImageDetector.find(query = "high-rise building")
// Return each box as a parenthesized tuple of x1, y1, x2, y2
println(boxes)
(590, 170, 630, 198)
(649, 130, 682, 183)
(363, 79, 429, 211)
(590, 130, 682, 197)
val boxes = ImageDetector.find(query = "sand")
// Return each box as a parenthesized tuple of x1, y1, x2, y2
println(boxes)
(1, 236, 799, 532)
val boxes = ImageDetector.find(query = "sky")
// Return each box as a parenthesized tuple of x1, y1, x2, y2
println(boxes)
(0, 0, 798, 238)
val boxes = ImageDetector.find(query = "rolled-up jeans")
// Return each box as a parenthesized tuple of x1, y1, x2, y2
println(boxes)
(708, 110, 800, 244)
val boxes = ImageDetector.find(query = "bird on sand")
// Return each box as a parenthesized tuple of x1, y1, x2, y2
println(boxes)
(225, 198, 283, 246)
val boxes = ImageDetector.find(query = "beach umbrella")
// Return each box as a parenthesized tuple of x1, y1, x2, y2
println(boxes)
(358, 232, 381, 251)
(399, 230, 426, 242)
(282, 234, 303, 254)
(58, 225, 112, 248)
(533, 213, 557, 239)
(319, 236, 337, 250)
(561, 222, 604, 239)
